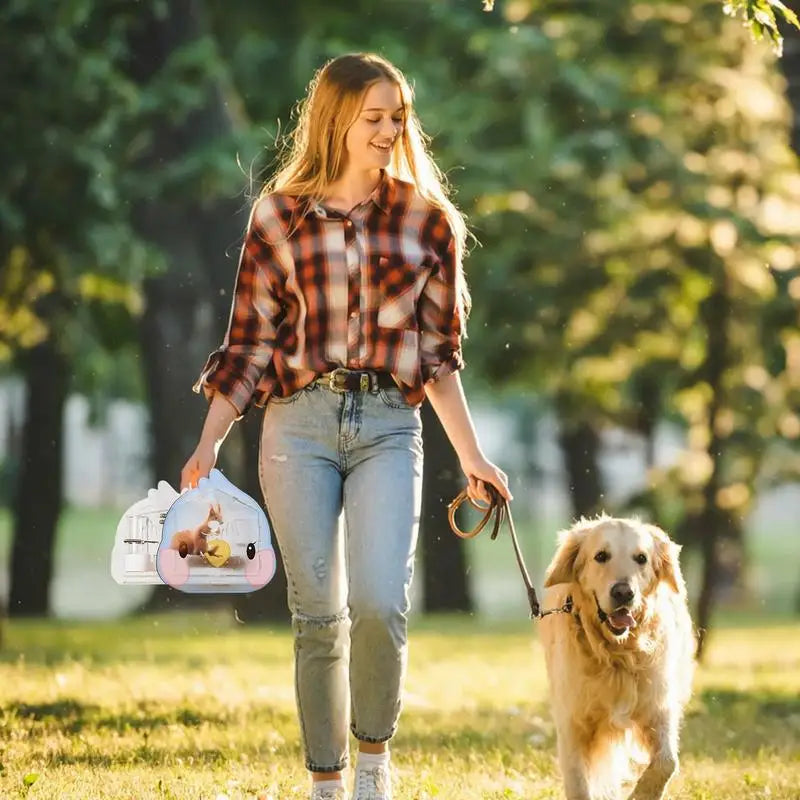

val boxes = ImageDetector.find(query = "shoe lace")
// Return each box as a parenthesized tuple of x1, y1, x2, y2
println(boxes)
(355, 764, 389, 799)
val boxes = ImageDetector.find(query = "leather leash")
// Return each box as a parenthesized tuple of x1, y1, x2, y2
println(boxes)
(447, 486, 573, 620)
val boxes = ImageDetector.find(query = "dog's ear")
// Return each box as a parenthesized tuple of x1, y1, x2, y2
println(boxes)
(648, 524, 686, 596)
(544, 526, 584, 586)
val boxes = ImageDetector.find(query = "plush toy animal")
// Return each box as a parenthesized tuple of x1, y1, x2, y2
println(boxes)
(169, 503, 222, 558)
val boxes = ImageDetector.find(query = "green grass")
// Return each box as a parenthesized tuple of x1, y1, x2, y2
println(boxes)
(1, 505, 799, 797)
(1, 615, 799, 799)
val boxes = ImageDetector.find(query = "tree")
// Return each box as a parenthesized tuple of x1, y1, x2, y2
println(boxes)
(0, 3, 149, 615)
(776, 19, 800, 612)
(121, 0, 293, 617)
(447, 0, 800, 652)
(480, 0, 800, 52)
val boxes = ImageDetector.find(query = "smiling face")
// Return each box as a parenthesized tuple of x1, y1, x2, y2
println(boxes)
(343, 80, 404, 175)
(577, 521, 657, 629)
(544, 517, 684, 638)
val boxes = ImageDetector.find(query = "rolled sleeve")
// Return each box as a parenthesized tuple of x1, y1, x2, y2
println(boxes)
(418, 213, 465, 383)
(193, 211, 282, 416)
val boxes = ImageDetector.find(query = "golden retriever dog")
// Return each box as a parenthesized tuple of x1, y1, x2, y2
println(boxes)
(539, 516, 695, 800)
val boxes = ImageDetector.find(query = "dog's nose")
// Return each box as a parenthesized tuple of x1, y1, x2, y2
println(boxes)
(610, 582, 634, 606)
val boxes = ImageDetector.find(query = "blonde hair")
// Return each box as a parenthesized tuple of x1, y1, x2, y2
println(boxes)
(265, 52, 471, 320)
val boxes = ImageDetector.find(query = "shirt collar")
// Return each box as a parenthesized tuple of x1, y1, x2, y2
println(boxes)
(371, 170, 395, 214)
(300, 171, 396, 219)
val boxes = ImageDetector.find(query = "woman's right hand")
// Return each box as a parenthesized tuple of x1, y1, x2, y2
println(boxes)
(180, 442, 217, 491)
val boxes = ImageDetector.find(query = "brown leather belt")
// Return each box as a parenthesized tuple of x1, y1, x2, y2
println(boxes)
(315, 368, 396, 393)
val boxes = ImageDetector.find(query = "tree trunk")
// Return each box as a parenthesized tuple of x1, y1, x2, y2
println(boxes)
(782, 22, 800, 153)
(8, 338, 69, 617)
(556, 402, 604, 519)
(126, 0, 250, 613)
(419, 400, 472, 613)
(134, 193, 242, 614)
(138, 273, 215, 490)
(694, 288, 729, 662)
(693, 507, 719, 661)
(632, 371, 661, 470)
(780, 19, 800, 615)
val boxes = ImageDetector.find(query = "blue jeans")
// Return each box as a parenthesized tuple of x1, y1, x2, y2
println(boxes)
(259, 381, 423, 772)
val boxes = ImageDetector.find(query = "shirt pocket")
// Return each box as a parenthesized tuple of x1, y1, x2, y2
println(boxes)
(373, 254, 429, 331)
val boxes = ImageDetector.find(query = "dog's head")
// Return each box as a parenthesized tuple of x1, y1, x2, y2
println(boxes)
(544, 516, 685, 637)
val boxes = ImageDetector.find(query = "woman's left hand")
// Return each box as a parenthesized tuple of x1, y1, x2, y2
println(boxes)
(460, 453, 513, 505)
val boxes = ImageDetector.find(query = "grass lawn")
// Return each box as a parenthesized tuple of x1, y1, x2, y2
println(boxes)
(1, 615, 799, 799)
(1, 505, 799, 797)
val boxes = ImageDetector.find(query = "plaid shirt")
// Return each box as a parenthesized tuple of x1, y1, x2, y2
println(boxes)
(194, 173, 464, 413)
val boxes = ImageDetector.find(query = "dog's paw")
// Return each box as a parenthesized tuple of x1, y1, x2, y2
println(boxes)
(629, 755, 677, 800)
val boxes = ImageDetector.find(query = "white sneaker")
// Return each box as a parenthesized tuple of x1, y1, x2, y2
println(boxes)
(352, 760, 392, 800)
(310, 782, 347, 800)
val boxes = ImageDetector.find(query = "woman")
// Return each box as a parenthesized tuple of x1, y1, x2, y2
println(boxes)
(181, 52, 511, 800)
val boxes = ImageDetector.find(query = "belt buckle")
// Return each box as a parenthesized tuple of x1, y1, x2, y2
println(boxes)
(328, 368, 350, 393)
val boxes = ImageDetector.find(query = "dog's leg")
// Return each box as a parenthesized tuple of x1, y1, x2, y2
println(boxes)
(556, 723, 593, 800)
(628, 713, 678, 800)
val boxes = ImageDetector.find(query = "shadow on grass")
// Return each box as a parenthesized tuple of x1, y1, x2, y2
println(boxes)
(682, 688, 800, 758)
(45, 737, 305, 769)
(5, 699, 227, 733)
(3, 698, 295, 736)
(2, 698, 303, 769)
(46, 745, 231, 768)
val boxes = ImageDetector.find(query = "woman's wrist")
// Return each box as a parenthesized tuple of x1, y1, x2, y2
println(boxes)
(196, 437, 222, 457)
(458, 446, 486, 472)
(197, 392, 239, 452)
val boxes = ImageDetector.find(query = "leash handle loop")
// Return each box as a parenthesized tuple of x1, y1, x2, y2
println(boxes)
(447, 489, 502, 540)
(447, 486, 541, 618)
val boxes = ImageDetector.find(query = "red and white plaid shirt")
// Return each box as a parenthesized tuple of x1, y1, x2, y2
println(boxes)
(194, 173, 464, 413)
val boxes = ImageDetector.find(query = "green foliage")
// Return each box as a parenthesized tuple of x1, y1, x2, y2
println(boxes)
(0, 2, 151, 381)
(420, 1, 800, 533)
(3, 0, 800, 561)
(0, 1, 252, 406)
(723, 0, 800, 55)
(481, 1, 800, 54)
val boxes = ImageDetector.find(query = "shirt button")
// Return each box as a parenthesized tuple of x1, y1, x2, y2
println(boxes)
(345, 219, 353, 228)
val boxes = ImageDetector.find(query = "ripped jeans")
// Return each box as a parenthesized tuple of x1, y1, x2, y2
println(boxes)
(259, 381, 423, 772)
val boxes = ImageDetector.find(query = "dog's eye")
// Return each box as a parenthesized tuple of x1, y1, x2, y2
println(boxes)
(594, 550, 610, 563)
(633, 553, 648, 565)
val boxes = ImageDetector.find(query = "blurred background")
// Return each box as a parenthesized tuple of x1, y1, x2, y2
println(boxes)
(1, 0, 799, 657)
